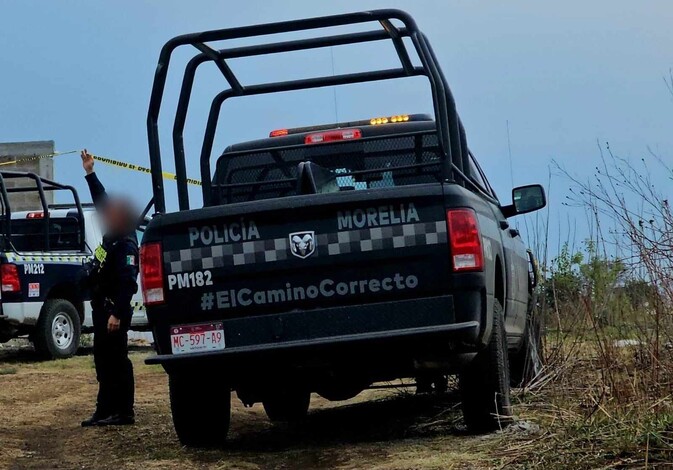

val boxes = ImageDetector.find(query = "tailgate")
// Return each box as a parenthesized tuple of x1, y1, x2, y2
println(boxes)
(152, 184, 450, 321)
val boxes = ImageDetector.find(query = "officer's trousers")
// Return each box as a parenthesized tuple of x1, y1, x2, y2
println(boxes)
(93, 309, 135, 417)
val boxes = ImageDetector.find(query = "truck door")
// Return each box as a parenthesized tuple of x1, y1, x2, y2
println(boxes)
(499, 219, 529, 338)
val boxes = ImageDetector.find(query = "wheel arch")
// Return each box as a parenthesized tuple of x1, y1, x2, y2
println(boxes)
(494, 256, 505, 310)
(45, 283, 84, 324)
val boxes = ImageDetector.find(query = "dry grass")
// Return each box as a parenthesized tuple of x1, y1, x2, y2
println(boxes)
(0, 347, 461, 469)
(2, 338, 670, 469)
(0, 345, 552, 470)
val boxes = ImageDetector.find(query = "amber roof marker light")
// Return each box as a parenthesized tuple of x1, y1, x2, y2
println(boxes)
(370, 114, 410, 125)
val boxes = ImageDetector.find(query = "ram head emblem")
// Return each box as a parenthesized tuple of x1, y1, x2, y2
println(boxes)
(289, 231, 316, 259)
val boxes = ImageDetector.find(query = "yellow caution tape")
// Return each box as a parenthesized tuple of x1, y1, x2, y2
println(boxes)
(0, 150, 78, 166)
(91, 154, 202, 186)
(0, 150, 202, 186)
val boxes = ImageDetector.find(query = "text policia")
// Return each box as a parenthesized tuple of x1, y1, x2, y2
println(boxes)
(198, 273, 420, 311)
(0, 150, 202, 186)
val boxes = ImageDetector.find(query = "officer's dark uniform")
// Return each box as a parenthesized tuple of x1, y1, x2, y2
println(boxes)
(84, 172, 139, 423)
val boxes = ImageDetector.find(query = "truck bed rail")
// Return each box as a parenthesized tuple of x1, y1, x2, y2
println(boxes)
(0, 171, 85, 252)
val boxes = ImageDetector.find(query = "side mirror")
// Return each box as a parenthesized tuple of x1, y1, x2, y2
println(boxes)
(502, 184, 546, 217)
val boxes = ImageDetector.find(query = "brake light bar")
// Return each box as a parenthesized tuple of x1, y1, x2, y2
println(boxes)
(140, 242, 165, 305)
(447, 209, 484, 272)
(305, 128, 362, 144)
(1, 264, 21, 293)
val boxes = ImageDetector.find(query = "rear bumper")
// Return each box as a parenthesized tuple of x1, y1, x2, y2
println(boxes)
(146, 319, 479, 366)
(146, 293, 485, 369)
(0, 302, 41, 326)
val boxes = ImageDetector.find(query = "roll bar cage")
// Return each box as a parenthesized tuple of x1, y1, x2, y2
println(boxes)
(0, 171, 85, 252)
(147, 9, 472, 213)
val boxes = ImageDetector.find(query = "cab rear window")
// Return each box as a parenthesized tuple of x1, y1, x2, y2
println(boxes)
(212, 132, 443, 205)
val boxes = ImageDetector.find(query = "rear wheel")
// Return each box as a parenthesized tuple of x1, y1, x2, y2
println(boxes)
(263, 389, 311, 422)
(169, 373, 231, 447)
(459, 299, 512, 433)
(34, 299, 81, 359)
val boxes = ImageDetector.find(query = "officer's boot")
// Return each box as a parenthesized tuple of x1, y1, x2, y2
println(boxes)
(81, 410, 111, 427)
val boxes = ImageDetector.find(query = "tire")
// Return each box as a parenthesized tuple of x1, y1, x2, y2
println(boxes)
(169, 373, 231, 448)
(263, 389, 311, 422)
(509, 293, 543, 387)
(459, 299, 512, 433)
(33, 299, 81, 359)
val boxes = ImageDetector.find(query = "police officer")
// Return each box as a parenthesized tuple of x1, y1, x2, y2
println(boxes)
(80, 149, 139, 427)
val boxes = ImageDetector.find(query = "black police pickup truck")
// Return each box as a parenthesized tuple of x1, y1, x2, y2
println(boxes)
(141, 10, 547, 446)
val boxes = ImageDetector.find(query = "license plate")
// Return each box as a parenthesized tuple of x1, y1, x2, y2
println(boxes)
(170, 322, 225, 355)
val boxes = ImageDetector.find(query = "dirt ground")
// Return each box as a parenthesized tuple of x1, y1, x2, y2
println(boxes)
(0, 341, 539, 470)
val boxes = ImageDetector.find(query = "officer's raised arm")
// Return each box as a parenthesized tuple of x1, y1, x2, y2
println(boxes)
(81, 149, 108, 210)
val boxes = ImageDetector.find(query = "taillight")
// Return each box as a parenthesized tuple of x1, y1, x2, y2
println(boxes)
(1, 264, 21, 293)
(305, 128, 362, 144)
(140, 242, 164, 305)
(447, 209, 484, 272)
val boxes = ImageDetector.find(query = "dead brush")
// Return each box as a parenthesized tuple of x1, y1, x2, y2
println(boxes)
(511, 147, 673, 467)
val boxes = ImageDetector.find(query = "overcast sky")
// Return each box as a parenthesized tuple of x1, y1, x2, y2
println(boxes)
(1, 0, 672, 250)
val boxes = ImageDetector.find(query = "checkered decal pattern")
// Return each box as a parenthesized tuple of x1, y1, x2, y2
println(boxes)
(165, 238, 290, 273)
(3, 252, 90, 264)
(316, 221, 447, 256)
(164, 220, 447, 274)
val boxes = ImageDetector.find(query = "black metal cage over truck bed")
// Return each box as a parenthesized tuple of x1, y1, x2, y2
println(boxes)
(0, 171, 85, 252)
(146, 9, 478, 213)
